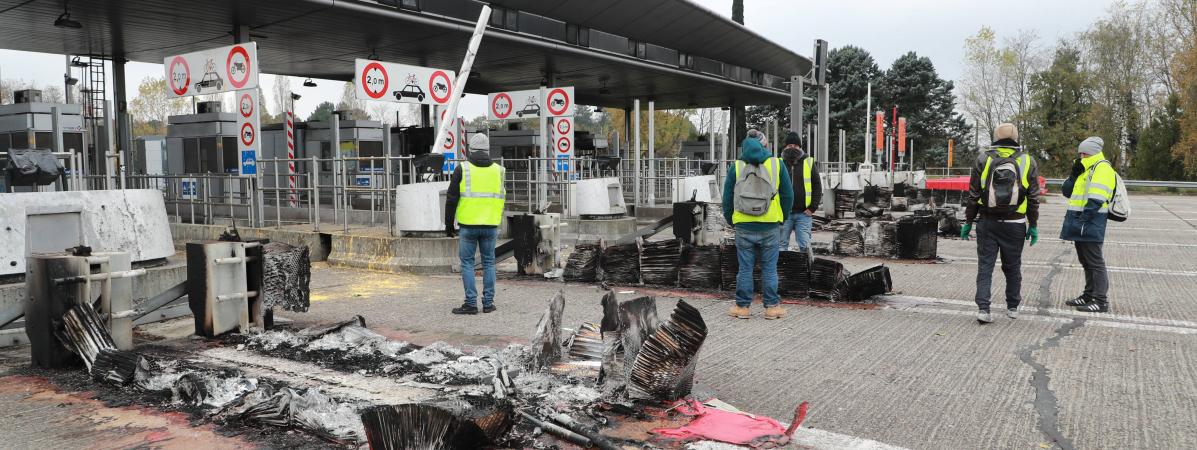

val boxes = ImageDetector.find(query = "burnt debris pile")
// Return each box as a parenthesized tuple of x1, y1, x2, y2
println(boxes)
(562, 243, 601, 282)
(601, 242, 641, 284)
(678, 244, 722, 290)
(639, 239, 682, 286)
(777, 250, 812, 297)
(261, 242, 312, 312)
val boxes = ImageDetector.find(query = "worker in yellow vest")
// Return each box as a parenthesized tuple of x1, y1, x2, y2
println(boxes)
(779, 132, 821, 252)
(961, 123, 1040, 324)
(445, 133, 505, 315)
(1060, 137, 1116, 313)
(721, 131, 794, 320)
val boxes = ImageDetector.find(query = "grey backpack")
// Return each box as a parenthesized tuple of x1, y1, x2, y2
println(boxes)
(733, 159, 778, 216)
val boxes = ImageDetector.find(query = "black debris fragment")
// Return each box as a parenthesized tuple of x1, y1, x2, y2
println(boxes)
(528, 291, 565, 370)
(601, 242, 641, 284)
(359, 403, 490, 450)
(261, 242, 312, 312)
(678, 244, 721, 290)
(563, 243, 601, 282)
(777, 250, 811, 297)
(897, 215, 938, 259)
(845, 265, 893, 301)
(810, 258, 850, 301)
(627, 300, 707, 400)
(639, 239, 681, 286)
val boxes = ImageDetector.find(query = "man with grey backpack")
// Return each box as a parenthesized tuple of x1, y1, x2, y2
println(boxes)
(1060, 136, 1126, 313)
(722, 133, 794, 320)
(961, 123, 1041, 324)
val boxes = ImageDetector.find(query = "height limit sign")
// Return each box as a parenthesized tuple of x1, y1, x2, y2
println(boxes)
(237, 89, 260, 175)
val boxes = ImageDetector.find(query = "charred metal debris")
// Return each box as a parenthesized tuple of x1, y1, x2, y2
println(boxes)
(47, 289, 720, 448)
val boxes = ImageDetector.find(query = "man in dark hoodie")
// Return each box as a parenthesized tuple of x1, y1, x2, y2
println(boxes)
(779, 132, 821, 252)
(723, 134, 794, 320)
(961, 123, 1040, 324)
(445, 133, 505, 315)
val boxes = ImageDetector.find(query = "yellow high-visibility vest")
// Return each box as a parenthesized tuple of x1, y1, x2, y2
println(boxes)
(1068, 152, 1115, 214)
(732, 157, 783, 224)
(455, 162, 506, 226)
(801, 157, 814, 209)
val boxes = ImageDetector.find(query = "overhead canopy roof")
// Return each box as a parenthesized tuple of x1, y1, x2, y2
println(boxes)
(0, 0, 808, 109)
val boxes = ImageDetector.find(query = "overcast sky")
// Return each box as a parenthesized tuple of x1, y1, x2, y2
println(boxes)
(0, 0, 1120, 121)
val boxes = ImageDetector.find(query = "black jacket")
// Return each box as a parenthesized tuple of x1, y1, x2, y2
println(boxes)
(780, 147, 822, 212)
(964, 139, 1040, 227)
(444, 151, 497, 229)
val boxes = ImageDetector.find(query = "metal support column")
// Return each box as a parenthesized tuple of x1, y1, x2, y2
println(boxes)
(113, 58, 130, 178)
(633, 99, 641, 207)
(537, 85, 548, 209)
(790, 76, 803, 134)
(818, 83, 830, 163)
(708, 110, 715, 163)
(647, 100, 655, 205)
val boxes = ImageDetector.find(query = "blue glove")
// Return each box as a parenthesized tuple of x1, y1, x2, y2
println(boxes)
(961, 223, 972, 240)
(1027, 226, 1038, 246)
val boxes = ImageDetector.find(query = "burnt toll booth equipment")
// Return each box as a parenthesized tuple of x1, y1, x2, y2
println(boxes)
(507, 213, 561, 276)
(186, 241, 266, 337)
(24, 252, 145, 368)
(897, 215, 938, 259)
(0, 99, 85, 190)
(4, 148, 64, 190)
(390, 126, 435, 158)
(672, 201, 723, 246)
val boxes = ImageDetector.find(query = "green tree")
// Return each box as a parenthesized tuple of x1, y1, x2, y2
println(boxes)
(307, 101, 336, 122)
(732, 0, 743, 24)
(1020, 45, 1092, 176)
(1134, 95, 1187, 180)
(879, 52, 972, 168)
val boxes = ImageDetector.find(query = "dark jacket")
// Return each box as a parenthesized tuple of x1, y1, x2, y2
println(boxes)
(964, 140, 1040, 227)
(722, 138, 794, 231)
(780, 146, 822, 212)
(444, 150, 497, 229)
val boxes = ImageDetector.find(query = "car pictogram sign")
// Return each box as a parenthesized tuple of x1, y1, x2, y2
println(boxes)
(166, 43, 258, 98)
(354, 59, 455, 106)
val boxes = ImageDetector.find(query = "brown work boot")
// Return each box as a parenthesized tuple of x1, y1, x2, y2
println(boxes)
(728, 305, 751, 319)
(764, 305, 787, 320)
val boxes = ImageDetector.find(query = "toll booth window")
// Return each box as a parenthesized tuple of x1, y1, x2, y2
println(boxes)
(184, 138, 200, 173)
(222, 137, 238, 174)
(35, 132, 52, 149)
(0, 134, 9, 152)
(10, 132, 29, 149)
(200, 137, 220, 173)
(63, 133, 83, 154)
(320, 141, 332, 171)
(358, 141, 383, 171)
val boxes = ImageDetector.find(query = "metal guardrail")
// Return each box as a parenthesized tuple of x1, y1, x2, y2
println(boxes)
(1044, 178, 1197, 189)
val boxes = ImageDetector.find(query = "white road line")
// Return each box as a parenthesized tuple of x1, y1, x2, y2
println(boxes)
(937, 255, 1197, 277)
(884, 295, 1197, 335)
(1036, 238, 1197, 248)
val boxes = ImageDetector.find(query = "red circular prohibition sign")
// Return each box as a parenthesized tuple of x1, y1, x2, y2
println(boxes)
(360, 62, 389, 99)
(226, 45, 252, 89)
(168, 56, 190, 96)
(240, 122, 256, 147)
(492, 92, 513, 119)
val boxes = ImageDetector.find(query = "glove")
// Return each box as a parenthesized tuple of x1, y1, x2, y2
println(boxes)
(960, 223, 972, 240)
(1071, 159, 1084, 177)
(1027, 226, 1038, 246)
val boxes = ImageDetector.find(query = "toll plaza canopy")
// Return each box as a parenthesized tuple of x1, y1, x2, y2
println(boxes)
(0, 0, 810, 109)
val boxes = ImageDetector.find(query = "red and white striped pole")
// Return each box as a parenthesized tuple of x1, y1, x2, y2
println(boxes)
(286, 107, 297, 207)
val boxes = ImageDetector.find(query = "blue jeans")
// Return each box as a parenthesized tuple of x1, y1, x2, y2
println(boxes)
(780, 213, 813, 252)
(459, 226, 498, 308)
(735, 225, 781, 307)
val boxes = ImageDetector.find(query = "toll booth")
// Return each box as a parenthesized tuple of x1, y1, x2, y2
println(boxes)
(305, 118, 384, 205)
(0, 91, 85, 191)
(165, 101, 242, 209)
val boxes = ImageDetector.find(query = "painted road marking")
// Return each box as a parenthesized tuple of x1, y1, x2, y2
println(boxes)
(885, 295, 1197, 335)
(938, 255, 1197, 277)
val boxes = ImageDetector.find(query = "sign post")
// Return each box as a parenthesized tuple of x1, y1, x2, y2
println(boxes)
(236, 89, 260, 176)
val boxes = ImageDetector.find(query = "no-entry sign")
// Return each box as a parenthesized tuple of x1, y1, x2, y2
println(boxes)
(164, 42, 258, 98)
(354, 59, 456, 106)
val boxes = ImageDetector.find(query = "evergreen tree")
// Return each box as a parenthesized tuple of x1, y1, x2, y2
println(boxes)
(1134, 95, 1187, 180)
(732, 0, 744, 24)
(307, 101, 336, 123)
(878, 52, 971, 168)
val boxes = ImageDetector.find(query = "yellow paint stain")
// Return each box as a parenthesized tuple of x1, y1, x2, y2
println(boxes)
(310, 264, 417, 302)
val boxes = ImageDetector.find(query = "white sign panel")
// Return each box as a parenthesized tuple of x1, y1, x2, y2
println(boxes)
(552, 116, 574, 172)
(237, 89, 260, 175)
(164, 42, 259, 98)
(487, 89, 540, 120)
(486, 86, 575, 120)
(355, 58, 456, 106)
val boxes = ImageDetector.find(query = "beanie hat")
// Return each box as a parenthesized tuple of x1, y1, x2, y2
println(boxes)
(1078, 136, 1103, 156)
(747, 128, 767, 144)
(992, 123, 1019, 144)
(784, 131, 802, 146)
(467, 133, 490, 152)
